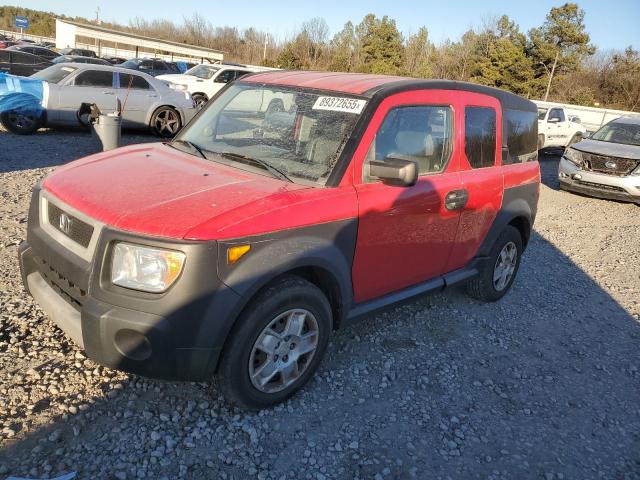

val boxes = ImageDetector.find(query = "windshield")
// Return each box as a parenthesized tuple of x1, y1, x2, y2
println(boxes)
(121, 60, 140, 68)
(537, 108, 548, 121)
(184, 64, 219, 79)
(31, 64, 78, 83)
(175, 84, 367, 185)
(590, 119, 640, 146)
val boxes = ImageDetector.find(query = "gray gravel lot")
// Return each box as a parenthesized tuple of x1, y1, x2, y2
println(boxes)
(0, 127, 639, 480)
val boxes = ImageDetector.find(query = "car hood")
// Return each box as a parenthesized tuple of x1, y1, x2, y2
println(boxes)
(572, 138, 640, 160)
(156, 74, 205, 84)
(42, 143, 310, 240)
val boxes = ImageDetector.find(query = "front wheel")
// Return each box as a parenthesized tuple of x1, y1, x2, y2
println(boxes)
(150, 106, 182, 137)
(191, 93, 208, 108)
(216, 275, 332, 410)
(0, 111, 42, 135)
(466, 225, 523, 302)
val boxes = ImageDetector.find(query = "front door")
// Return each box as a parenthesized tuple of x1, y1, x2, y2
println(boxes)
(351, 91, 464, 303)
(545, 107, 570, 147)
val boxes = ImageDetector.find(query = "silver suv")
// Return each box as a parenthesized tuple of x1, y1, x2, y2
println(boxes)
(559, 116, 640, 204)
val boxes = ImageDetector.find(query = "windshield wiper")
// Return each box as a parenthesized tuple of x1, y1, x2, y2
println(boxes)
(215, 151, 293, 183)
(169, 139, 207, 159)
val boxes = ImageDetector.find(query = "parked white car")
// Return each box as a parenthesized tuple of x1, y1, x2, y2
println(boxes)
(1, 63, 196, 137)
(537, 105, 587, 150)
(157, 64, 267, 107)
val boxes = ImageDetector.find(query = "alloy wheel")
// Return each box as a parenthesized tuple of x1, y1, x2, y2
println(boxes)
(249, 309, 319, 394)
(493, 241, 517, 291)
(154, 109, 180, 135)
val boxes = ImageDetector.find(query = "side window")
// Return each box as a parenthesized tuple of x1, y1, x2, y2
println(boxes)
(548, 108, 565, 122)
(364, 105, 454, 180)
(215, 70, 236, 84)
(234, 70, 250, 80)
(465, 106, 497, 169)
(152, 60, 166, 71)
(503, 108, 538, 164)
(119, 73, 151, 90)
(139, 60, 153, 71)
(73, 70, 114, 87)
(11, 52, 34, 65)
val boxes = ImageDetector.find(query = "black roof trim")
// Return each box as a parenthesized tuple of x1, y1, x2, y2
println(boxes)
(364, 79, 537, 112)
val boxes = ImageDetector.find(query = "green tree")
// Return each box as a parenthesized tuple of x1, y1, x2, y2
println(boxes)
(355, 14, 404, 75)
(471, 16, 534, 95)
(527, 3, 595, 100)
(404, 27, 433, 77)
(328, 21, 356, 72)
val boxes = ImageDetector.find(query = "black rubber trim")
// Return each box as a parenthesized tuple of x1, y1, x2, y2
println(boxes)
(476, 183, 538, 257)
(559, 181, 640, 204)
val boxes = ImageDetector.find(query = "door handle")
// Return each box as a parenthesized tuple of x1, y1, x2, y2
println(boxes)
(444, 189, 469, 211)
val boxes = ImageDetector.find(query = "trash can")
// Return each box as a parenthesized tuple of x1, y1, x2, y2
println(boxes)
(92, 113, 122, 151)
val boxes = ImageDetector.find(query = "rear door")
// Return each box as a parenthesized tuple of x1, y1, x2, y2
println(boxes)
(351, 90, 463, 303)
(445, 93, 504, 272)
(117, 72, 156, 126)
(55, 69, 117, 124)
(9, 51, 37, 76)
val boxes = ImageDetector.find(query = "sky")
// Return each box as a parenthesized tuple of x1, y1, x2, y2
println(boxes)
(8, 0, 640, 51)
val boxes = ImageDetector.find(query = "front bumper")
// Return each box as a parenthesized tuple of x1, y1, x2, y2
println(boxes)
(558, 157, 640, 204)
(19, 187, 244, 381)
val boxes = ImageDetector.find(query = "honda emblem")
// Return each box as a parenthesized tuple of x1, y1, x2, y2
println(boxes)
(59, 213, 73, 235)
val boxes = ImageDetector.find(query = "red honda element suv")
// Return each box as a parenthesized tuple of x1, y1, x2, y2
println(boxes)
(20, 71, 540, 409)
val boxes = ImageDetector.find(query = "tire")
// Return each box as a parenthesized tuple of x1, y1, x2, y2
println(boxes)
(466, 225, 523, 302)
(192, 93, 208, 108)
(150, 106, 182, 138)
(537, 134, 545, 150)
(0, 111, 41, 135)
(216, 275, 332, 410)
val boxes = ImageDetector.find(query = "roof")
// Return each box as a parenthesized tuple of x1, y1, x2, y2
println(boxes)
(56, 19, 224, 56)
(610, 115, 640, 124)
(242, 71, 536, 112)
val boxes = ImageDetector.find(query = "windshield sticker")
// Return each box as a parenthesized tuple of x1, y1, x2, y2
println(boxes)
(312, 96, 366, 114)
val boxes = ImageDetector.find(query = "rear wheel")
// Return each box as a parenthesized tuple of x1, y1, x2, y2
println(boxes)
(0, 111, 41, 135)
(150, 106, 181, 137)
(216, 275, 332, 410)
(192, 93, 208, 108)
(537, 134, 545, 150)
(467, 225, 523, 302)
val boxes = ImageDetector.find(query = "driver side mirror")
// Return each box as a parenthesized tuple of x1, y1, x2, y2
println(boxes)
(548, 117, 560, 123)
(369, 157, 418, 187)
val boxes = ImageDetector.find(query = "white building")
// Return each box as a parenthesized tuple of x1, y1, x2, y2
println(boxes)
(55, 19, 224, 63)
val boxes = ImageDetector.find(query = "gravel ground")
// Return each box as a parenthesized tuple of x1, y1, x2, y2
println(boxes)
(0, 127, 639, 480)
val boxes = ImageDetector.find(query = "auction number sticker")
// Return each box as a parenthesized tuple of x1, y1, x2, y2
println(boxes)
(312, 96, 367, 114)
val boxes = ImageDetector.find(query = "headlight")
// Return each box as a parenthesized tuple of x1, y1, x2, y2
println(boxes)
(563, 148, 583, 166)
(111, 243, 186, 293)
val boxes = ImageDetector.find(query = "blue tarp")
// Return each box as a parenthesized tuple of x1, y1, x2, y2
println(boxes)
(0, 73, 45, 117)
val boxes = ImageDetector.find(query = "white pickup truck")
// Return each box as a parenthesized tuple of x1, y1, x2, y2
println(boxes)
(157, 64, 277, 108)
(537, 105, 588, 150)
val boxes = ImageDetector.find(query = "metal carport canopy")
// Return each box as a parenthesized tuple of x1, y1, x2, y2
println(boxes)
(55, 19, 224, 62)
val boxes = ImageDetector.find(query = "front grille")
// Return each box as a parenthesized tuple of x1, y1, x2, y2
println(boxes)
(580, 152, 639, 176)
(574, 180, 626, 193)
(35, 256, 87, 309)
(47, 202, 94, 248)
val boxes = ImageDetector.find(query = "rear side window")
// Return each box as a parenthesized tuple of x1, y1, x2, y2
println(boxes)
(11, 52, 35, 65)
(364, 105, 454, 179)
(73, 70, 114, 87)
(465, 107, 496, 169)
(504, 109, 538, 164)
(119, 73, 151, 90)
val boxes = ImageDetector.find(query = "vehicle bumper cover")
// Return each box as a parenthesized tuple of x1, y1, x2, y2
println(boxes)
(19, 188, 244, 381)
(558, 157, 640, 204)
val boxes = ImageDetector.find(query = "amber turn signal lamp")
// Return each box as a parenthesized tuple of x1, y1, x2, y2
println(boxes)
(227, 244, 251, 264)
